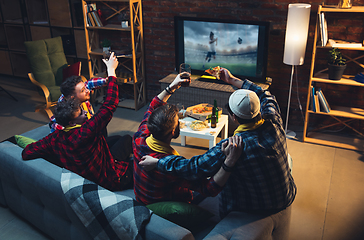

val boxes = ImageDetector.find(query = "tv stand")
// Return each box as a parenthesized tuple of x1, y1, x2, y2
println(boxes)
(159, 73, 270, 111)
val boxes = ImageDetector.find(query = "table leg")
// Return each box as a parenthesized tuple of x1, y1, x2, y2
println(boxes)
(181, 135, 186, 146)
(222, 122, 228, 139)
(209, 138, 217, 149)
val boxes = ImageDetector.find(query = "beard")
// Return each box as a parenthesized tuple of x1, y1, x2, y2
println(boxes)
(172, 123, 180, 139)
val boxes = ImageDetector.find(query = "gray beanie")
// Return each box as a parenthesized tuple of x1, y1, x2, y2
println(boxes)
(228, 89, 260, 119)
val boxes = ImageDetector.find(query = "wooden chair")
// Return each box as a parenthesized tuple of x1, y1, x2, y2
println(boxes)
(24, 36, 81, 118)
(27, 72, 58, 118)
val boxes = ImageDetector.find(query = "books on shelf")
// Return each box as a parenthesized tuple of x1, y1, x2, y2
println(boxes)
(314, 90, 320, 112)
(327, 39, 362, 48)
(310, 86, 317, 112)
(91, 11, 103, 27)
(84, 3, 103, 27)
(311, 86, 331, 113)
(319, 13, 328, 47)
(317, 88, 331, 113)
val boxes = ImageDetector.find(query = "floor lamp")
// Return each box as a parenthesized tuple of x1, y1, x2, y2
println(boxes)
(283, 3, 311, 138)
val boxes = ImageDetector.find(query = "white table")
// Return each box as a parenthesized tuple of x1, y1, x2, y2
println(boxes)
(180, 114, 228, 149)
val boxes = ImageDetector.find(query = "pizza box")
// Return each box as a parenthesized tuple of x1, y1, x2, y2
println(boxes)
(185, 103, 222, 121)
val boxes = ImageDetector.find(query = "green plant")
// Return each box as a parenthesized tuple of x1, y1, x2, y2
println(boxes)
(101, 38, 111, 48)
(328, 48, 346, 66)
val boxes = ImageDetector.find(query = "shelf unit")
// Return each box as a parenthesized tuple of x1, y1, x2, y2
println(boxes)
(303, 5, 364, 151)
(0, 0, 90, 78)
(81, 0, 146, 110)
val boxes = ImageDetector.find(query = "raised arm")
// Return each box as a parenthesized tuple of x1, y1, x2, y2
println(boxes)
(220, 67, 282, 123)
(157, 74, 189, 102)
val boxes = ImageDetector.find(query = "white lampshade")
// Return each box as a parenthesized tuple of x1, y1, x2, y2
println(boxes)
(283, 3, 311, 66)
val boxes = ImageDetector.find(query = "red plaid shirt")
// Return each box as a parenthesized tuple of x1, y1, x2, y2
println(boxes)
(132, 96, 222, 205)
(22, 77, 129, 191)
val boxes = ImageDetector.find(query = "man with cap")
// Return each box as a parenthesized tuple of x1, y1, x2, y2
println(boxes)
(138, 68, 297, 223)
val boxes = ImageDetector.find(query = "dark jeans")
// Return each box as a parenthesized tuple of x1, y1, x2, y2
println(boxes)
(106, 134, 133, 162)
(106, 134, 134, 189)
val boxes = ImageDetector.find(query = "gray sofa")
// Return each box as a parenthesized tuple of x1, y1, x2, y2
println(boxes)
(0, 124, 292, 240)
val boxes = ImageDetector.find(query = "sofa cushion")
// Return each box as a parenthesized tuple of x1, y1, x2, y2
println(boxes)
(146, 201, 214, 230)
(61, 169, 151, 240)
(14, 135, 36, 148)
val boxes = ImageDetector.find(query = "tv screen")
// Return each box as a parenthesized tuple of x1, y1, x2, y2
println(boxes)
(174, 16, 270, 83)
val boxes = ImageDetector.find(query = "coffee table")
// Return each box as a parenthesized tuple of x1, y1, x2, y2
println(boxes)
(179, 114, 228, 149)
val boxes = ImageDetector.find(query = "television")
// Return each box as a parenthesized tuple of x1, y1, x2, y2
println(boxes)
(174, 16, 270, 83)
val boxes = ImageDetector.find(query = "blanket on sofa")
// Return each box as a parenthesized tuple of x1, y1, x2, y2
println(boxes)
(61, 169, 151, 240)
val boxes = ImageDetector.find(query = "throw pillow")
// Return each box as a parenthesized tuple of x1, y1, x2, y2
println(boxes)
(146, 201, 214, 230)
(63, 61, 81, 82)
(14, 135, 36, 149)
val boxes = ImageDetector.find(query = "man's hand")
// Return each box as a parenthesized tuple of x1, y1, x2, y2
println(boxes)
(102, 52, 118, 77)
(169, 74, 189, 91)
(219, 68, 235, 85)
(219, 68, 243, 89)
(221, 135, 243, 168)
(138, 155, 159, 171)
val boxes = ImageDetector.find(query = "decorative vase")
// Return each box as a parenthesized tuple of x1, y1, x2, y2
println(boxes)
(328, 64, 346, 80)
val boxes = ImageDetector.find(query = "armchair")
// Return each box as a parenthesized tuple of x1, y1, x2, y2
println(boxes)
(24, 36, 80, 118)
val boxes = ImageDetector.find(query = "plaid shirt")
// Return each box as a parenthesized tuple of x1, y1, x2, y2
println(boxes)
(157, 79, 297, 218)
(50, 77, 108, 132)
(132, 96, 223, 205)
(22, 77, 130, 191)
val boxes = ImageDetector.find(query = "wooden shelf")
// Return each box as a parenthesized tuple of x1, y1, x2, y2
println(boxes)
(26, 0, 49, 25)
(0, 50, 13, 75)
(118, 99, 136, 109)
(0, 25, 6, 48)
(5, 25, 27, 51)
(82, 0, 146, 110)
(87, 24, 132, 31)
(0, 1, 23, 24)
(321, 6, 364, 13)
(10, 52, 31, 77)
(303, 4, 364, 150)
(312, 74, 364, 86)
(308, 106, 364, 120)
(47, 0, 72, 27)
(30, 25, 51, 41)
(0, 0, 92, 78)
(318, 45, 364, 51)
(304, 133, 364, 151)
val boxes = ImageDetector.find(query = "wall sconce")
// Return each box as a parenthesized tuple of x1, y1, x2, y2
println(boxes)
(283, 3, 311, 138)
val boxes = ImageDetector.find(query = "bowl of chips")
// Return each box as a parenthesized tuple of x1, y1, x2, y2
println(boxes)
(189, 120, 208, 131)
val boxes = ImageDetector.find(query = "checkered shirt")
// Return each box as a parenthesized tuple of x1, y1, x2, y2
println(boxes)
(132, 96, 223, 205)
(23, 77, 130, 191)
(157, 79, 297, 218)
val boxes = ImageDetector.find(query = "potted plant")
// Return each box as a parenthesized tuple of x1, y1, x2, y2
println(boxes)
(328, 48, 346, 80)
(101, 38, 111, 51)
(101, 38, 111, 59)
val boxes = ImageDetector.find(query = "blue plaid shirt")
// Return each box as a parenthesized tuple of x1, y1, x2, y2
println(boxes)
(157, 79, 297, 218)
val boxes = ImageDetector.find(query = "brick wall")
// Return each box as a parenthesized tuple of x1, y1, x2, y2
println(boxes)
(139, 0, 364, 129)
(128, 0, 364, 130)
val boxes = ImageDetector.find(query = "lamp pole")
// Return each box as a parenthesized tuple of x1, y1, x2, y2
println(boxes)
(283, 3, 311, 138)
